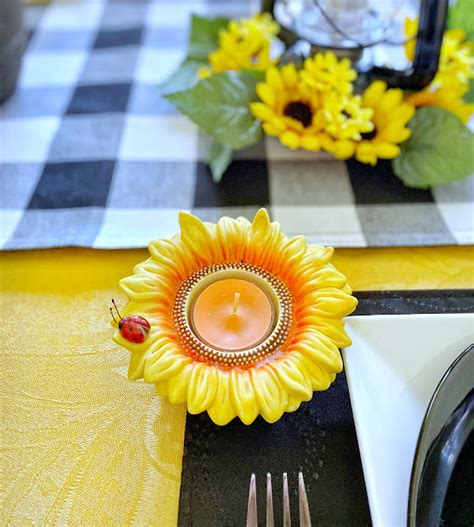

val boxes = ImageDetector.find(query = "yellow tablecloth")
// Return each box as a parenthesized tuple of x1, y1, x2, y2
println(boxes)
(1, 247, 473, 526)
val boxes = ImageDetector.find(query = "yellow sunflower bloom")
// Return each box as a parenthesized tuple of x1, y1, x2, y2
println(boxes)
(404, 16, 418, 63)
(406, 82, 474, 124)
(200, 13, 279, 78)
(404, 18, 474, 90)
(250, 64, 330, 151)
(354, 81, 415, 166)
(114, 209, 357, 425)
(435, 28, 474, 89)
(301, 51, 357, 95)
(322, 93, 374, 142)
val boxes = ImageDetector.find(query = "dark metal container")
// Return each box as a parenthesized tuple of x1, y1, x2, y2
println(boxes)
(0, 0, 26, 103)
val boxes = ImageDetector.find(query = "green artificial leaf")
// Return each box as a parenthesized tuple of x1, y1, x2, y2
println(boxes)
(447, 0, 474, 42)
(208, 141, 233, 183)
(159, 16, 229, 94)
(159, 59, 202, 94)
(392, 107, 474, 188)
(188, 15, 230, 62)
(465, 78, 474, 103)
(165, 70, 262, 149)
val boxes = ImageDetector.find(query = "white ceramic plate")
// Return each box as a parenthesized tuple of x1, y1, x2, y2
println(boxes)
(343, 314, 474, 527)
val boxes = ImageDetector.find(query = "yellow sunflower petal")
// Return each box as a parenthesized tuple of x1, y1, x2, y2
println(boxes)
(271, 355, 313, 401)
(296, 245, 334, 280)
(380, 123, 411, 143)
(133, 250, 182, 283)
(339, 283, 351, 296)
(300, 135, 321, 151)
(245, 209, 283, 268)
(306, 287, 358, 318)
(266, 67, 284, 91)
(297, 265, 348, 294)
(355, 142, 377, 166)
(256, 83, 276, 106)
(250, 102, 275, 122)
(179, 211, 217, 265)
(404, 17, 418, 61)
(332, 140, 355, 160)
(144, 339, 191, 383)
(445, 28, 466, 42)
(187, 363, 218, 414)
(207, 370, 236, 426)
(216, 215, 249, 261)
(291, 330, 343, 373)
(363, 80, 387, 107)
(379, 89, 404, 113)
(393, 103, 415, 124)
(148, 238, 196, 282)
(230, 370, 259, 425)
(290, 351, 334, 391)
(375, 142, 401, 159)
(281, 63, 299, 87)
(273, 235, 307, 280)
(250, 367, 288, 423)
(286, 396, 302, 412)
(119, 273, 175, 305)
(262, 122, 281, 136)
(280, 130, 301, 150)
(128, 349, 147, 380)
(167, 363, 193, 404)
(297, 317, 352, 348)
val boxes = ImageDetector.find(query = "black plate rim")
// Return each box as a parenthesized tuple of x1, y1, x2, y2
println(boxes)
(407, 342, 474, 527)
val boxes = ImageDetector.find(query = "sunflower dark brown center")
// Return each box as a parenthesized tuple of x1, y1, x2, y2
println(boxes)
(361, 128, 377, 140)
(284, 102, 313, 128)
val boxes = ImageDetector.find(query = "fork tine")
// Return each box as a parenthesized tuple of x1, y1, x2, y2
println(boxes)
(283, 472, 291, 527)
(298, 472, 311, 527)
(246, 474, 258, 527)
(266, 473, 274, 527)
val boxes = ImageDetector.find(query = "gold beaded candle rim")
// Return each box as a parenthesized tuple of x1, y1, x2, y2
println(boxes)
(173, 263, 293, 368)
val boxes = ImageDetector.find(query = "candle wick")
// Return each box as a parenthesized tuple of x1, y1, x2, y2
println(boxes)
(231, 292, 241, 316)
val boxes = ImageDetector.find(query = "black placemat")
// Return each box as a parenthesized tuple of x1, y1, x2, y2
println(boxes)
(178, 290, 473, 526)
(354, 289, 474, 315)
(179, 371, 368, 527)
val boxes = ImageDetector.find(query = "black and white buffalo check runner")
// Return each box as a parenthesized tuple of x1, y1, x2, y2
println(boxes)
(1, 0, 473, 250)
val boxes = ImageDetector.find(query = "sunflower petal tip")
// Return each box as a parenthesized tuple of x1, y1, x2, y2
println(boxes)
(178, 210, 198, 228)
(254, 207, 271, 223)
(178, 210, 209, 241)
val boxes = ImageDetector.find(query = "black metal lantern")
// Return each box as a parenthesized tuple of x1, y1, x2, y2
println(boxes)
(262, 0, 449, 90)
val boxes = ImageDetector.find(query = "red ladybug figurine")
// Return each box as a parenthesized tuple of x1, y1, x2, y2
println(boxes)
(110, 299, 150, 344)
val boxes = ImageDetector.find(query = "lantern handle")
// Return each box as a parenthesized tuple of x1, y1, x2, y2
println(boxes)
(370, 0, 449, 90)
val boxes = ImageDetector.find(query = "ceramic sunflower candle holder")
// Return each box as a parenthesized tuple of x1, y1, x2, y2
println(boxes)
(113, 209, 357, 425)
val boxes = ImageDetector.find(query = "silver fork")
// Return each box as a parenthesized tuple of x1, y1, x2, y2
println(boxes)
(246, 472, 312, 527)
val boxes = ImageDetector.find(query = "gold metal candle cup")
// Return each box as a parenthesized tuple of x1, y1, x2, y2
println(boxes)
(173, 263, 293, 368)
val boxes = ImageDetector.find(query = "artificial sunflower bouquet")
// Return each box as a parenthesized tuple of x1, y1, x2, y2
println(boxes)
(161, 6, 474, 188)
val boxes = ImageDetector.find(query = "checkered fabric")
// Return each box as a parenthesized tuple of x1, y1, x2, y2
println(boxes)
(1, 0, 473, 250)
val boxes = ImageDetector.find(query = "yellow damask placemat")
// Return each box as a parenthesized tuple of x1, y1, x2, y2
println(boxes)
(1, 246, 472, 526)
(1, 250, 186, 527)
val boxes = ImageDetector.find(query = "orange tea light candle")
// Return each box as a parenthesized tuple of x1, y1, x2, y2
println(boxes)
(191, 278, 274, 351)
(175, 263, 292, 368)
